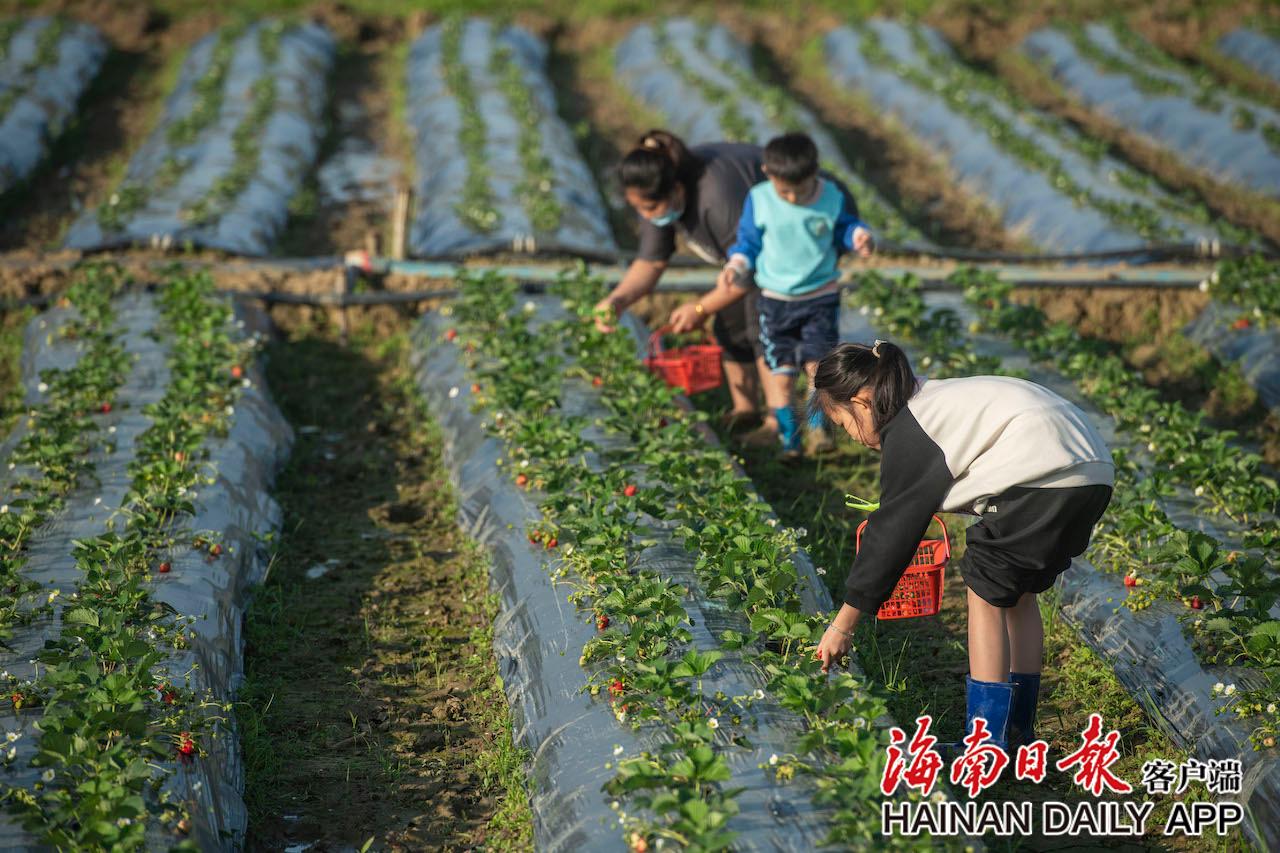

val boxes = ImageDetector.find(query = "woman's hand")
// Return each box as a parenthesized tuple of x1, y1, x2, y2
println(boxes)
(592, 297, 619, 333)
(815, 604, 862, 673)
(668, 301, 707, 334)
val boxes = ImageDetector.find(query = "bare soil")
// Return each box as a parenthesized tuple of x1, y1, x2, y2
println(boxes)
(276, 8, 410, 257)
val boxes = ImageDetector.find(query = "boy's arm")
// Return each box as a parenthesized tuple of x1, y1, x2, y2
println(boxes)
(833, 189, 875, 257)
(725, 192, 763, 277)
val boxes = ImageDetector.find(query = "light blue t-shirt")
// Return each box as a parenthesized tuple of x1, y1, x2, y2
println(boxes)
(727, 178, 865, 297)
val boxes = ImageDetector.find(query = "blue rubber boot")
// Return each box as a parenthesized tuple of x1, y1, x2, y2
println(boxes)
(774, 406, 802, 458)
(1008, 672, 1041, 749)
(939, 676, 1014, 761)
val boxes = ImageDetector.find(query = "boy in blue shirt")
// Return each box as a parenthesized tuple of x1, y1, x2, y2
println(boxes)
(669, 132, 875, 458)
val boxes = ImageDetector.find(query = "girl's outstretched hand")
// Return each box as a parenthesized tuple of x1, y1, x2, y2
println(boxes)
(815, 625, 853, 673)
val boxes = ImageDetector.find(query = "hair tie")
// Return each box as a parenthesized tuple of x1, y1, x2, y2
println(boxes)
(872, 340, 885, 359)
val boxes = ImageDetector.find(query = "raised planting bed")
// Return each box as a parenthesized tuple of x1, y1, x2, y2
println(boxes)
(404, 17, 617, 260)
(410, 267, 969, 851)
(822, 20, 1239, 252)
(1187, 255, 1280, 415)
(841, 268, 1278, 850)
(1216, 28, 1280, 86)
(0, 266, 291, 849)
(614, 18, 923, 246)
(0, 16, 106, 198)
(1023, 22, 1280, 198)
(63, 21, 334, 256)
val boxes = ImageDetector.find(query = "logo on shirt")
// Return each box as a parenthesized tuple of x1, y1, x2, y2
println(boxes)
(805, 216, 830, 241)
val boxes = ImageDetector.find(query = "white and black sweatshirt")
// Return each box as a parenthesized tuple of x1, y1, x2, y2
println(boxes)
(846, 376, 1114, 613)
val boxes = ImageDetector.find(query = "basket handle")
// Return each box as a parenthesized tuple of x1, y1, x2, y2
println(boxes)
(648, 323, 716, 358)
(856, 514, 950, 560)
(648, 324, 673, 359)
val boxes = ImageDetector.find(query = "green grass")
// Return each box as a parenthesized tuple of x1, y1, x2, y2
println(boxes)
(0, 307, 32, 434)
(237, 314, 532, 850)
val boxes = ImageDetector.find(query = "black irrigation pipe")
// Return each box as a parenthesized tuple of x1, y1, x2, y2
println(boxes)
(876, 238, 1278, 264)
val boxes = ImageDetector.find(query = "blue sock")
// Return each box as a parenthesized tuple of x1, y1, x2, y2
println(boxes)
(774, 406, 801, 451)
(808, 408, 827, 432)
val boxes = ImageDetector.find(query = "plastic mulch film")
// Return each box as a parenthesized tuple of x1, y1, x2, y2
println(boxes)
(1184, 301, 1280, 415)
(411, 299, 911, 851)
(63, 21, 334, 256)
(823, 21, 1219, 253)
(0, 294, 292, 850)
(0, 17, 107, 197)
(405, 20, 618, 259)
(1217, 28, 1280, 86)
(613, 18, 925, 246)
(842, 292, 1277, 850)
(1023, 24, 1280, 197)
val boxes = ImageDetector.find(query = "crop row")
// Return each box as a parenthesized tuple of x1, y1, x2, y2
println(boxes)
(0, 16, 106, 198)
(406, 18, 615, 258)
(443, 268, 952, 850)
(846, 265, 1278, 753)
(1025, 22, 1280, 197)
(0, 268, 271, 847)
(823, 20, 1248, 250)
(616, 19, 922, 246)
(64, 20, 334, 256)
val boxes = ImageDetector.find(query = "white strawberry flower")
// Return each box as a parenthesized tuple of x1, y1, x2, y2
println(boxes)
(707, 717, 719, 730)
(1225, 683, 1237, 696)
(1213, 682, 1225, 694)
(448, 387, 460, 399)
(37, 382, 48, 393)
(0, 505, 7, 514)
(1194, 486, 1205, 497)
(5, 747, 15, 761)
(613, 745, 624, 756)
(1268, 703, 1276, 714)
(769, 753, 779, 766)
(753, 689, 765, 700)
(41, 769, 54, 782)
(5, 732, 18, 743)
(1198, 279, 1209, 292)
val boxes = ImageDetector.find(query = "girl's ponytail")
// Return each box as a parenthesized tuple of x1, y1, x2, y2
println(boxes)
(809, 340, 916, 431)
(619, 129, 703, 200)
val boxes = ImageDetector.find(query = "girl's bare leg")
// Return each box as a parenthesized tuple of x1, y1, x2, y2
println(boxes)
(967, 587, 1010, 683)
(1005, 592, 1044, 675)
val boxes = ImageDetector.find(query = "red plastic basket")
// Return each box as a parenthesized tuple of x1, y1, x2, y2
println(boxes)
(855, 514, 950, 620)
(644, 325, 723, 395)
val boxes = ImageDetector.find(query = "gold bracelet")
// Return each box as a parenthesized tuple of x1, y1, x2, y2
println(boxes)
(694, 303, 705, 315)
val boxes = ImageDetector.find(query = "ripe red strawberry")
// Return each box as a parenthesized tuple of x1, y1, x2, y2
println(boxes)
(528, 533, 540, 546)
(545, 537, 557, 549)
(230, 365, 244, 379)
(445, 328, 458, 341)
(596, 614, 610, 631)
(1123, 575, 1136, 587)
(158, 561, 172, 574)
(623, 484, 638, 498)
(209, 543, 222, 557)
(1232, 317, 1251, 330)
(516, 474, 528, 487)
(1190, 595, 1203, 610)
(659, 417, 669, 428)
(470, 383, 481, 394)
(177, 733, 195, 756)
(99, 402, 112, 414)
(592, 376, 604, 387)
(608, 679, 625, 698)
(158, 685, 177, 704)
(173, 451, 185, 463)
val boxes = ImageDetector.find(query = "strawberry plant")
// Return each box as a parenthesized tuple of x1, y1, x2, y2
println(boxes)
(489, 42, 563, 233)
(441, 16, 500, 234)
(1203, 255, 1278, 327)
(444, 267, 950, 849)
(3, 269, 260, 845)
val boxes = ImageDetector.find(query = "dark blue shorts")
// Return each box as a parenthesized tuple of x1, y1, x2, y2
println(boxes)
(758, 292, 840, 374)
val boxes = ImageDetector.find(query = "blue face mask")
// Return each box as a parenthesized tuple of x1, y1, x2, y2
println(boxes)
(648, 204, 683, 227)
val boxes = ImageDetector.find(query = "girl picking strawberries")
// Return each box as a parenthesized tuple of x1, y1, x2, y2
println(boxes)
(811, 341, 1113, 753)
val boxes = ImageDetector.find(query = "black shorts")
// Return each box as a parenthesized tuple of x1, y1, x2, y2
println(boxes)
(711, 289, 762, 365)
(959, 484, 1113, 608)
(758, 293, 841, 374)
